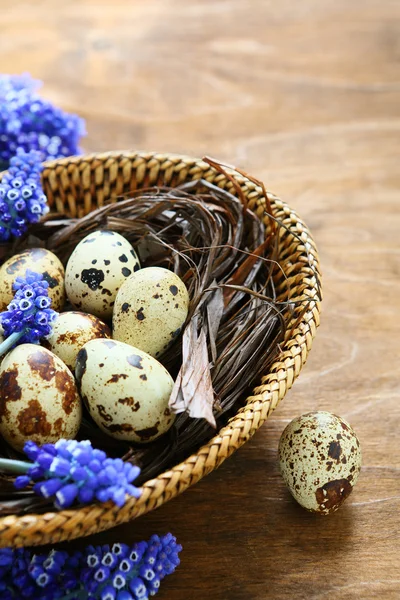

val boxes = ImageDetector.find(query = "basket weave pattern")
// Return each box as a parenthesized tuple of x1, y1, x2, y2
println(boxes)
(0, 151, 321, 548)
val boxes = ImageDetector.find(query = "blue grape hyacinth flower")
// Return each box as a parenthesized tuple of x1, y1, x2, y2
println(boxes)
(0, 269, 58, 356)
(0, 533, 181, 599)
(0, 148, 49, 242)
(0, 73, 86, 168)
(0, 439, 142, 509)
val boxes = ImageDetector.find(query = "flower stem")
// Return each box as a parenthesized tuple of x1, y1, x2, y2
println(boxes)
(0, 458, 31, 474)
(0, 331, 23, 356)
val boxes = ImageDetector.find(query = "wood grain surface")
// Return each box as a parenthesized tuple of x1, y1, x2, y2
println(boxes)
(1, 0, 400, 598)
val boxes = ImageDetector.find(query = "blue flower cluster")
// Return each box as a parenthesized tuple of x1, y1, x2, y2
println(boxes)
(0, 149, 48, 241)
(15, 439, 141, 509)
(0, 533, 181, 599)
(0, 73, 86, 168)
(0, 270, 57, 346)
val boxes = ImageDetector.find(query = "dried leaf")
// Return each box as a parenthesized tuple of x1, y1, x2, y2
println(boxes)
(169, 317, 216, 427)
(206, 285, 224, 363)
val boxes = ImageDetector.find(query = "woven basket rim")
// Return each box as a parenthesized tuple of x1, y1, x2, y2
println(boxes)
(0, 150, 322, 547)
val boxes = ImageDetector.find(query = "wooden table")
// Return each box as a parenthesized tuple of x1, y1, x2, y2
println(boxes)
(3, 0, 400, 597)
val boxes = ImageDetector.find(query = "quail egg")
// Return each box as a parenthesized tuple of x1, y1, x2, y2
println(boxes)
(113, 267, 189, 358)
(44, 311, 111, 371)
(0, 344, 82, 451)
(75, 338, 175, 443)
(279, 411, 362, 515)
(65, 230, 140, 319)
(0, 248, 65, 312)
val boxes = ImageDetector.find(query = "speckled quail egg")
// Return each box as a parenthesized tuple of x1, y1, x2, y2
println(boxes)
(278, 411, 362, 515)
(0, 344, 82, 451)
(65, 230, 140, 319)
(113, 267, 189, 358)
(0, 248, 65, 312)
(75, 338, 175, 443)
(43, 311, 111, 371)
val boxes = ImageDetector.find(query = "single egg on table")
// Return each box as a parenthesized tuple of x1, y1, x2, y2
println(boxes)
(0, 248, 65, 312)
(278, 411, 362, 515)
(113, 266, 189, 358)
(65, 230, 140, 319)
(75, 338, 175, 443)
(43, 311, 111, 371)
(0, 344, 82, 452)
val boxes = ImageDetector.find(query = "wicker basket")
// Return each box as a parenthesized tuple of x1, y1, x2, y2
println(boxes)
(0, 151, 321, 548)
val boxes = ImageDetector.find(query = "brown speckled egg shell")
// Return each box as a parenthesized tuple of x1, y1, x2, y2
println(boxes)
(0, 248, 65, 312)
(65, 230, 140, 320)
(43, 311, 111, 371)
(75, 338, 175, 443)
(113, 266, 189, 358)
(0, 344, 82, 451)
(278, 411, 362, 515)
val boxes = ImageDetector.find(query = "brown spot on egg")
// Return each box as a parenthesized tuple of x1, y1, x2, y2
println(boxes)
(328, 440, 342, 461)
(97, 404, 113, 422)
(6, 257, 27, 274)
(164, 407, 171, 417)
(55, 331, 80, 345)
(136, 308, 145, 321)
(103, 423, 133, 433)
(101, 288, 113, 296)
(127, 355, 143, 369)
(42, 272, 59, 289)
(81, 268, 105, 290)
(0, 369, 21, 417)
(121, 303, 130, 313)
(28, 351, 56, 381)
(17, 399, 52, 437)
(54, 417, 63, 435)
(107, 374, 128, 383)
(96, 321, 111, 337)
(75, 348, 88, 382)
(135, 423, 160, 440)
(315, 479, 353, 513)
(139, 374, 147, 381)
(118, 397, 140, 411)
(55, 371, 77, 415)
(169, 285, 178, 296)
(153, 293, 160, 299)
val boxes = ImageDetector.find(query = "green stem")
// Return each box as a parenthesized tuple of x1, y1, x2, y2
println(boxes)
(0, 331, 23, 356)
(0, 458, 31, 474)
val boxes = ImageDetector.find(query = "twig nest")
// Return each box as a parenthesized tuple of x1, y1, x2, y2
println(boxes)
(0, 344, 82, 451)
(278, 411, 362, 515)
(65, 230, 141, 319)
(43, 311, 111, 371)
(113, 267, 189, 358)
(0, 248, 65, 312)
(75, 338, 175, 443)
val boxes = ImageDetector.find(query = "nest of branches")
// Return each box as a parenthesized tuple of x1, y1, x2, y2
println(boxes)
(0, 171, 298, 515)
